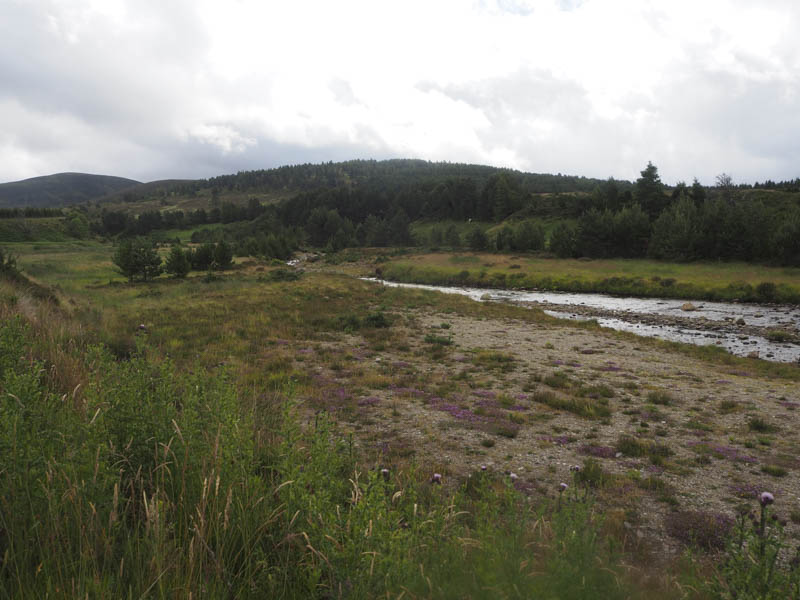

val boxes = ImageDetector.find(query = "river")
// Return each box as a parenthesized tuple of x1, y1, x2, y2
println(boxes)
(365, 279, 800, 363)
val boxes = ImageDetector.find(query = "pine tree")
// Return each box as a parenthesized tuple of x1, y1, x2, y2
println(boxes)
(165, 245, 191, 278)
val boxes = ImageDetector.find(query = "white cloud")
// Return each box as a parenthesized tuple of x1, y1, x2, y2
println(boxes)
(1, 0, 799, 184)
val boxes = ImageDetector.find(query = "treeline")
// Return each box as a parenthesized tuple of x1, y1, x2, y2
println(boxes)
(86, 159, 800, 266)
(95, 199, 267, 236)
(0, 207, 63, 219)
(545, 164, 800, 265)
(112, 237, 236, 281)
(205, 158, 608, 196)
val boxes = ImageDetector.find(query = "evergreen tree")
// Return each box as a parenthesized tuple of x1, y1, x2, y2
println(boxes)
(213, 240, 234, 270)
(635, 162, 668, 220)
(465, 225, 488, 251)
(549, 222, 577, 258)
(165, 245, 191, 278)
(112, 238, 163, 282)
(512, 220, 544, 252)
(444, 224, 462, 248)
(192, 242, 215, 270)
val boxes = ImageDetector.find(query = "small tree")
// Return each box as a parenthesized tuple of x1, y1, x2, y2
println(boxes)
(465, 225, 488, 251)
(212, 240, 234, 270)
(192, 243, 215, 270)
(113, 237, 163, 282)
(165, 245, 191, 278)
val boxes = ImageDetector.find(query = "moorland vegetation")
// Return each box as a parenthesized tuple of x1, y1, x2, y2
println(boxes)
(1, 158, 800, 597)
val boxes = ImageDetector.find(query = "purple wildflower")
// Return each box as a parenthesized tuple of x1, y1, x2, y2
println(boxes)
(431, 473, 442, 484)
(559, 482, 568, 493)
(760, 491, 774, 507)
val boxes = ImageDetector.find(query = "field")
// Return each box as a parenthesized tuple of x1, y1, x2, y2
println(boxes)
(379, 252, 800, 303)
(2, 241, 800, 597)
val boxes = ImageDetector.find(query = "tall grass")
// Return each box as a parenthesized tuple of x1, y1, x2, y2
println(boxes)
(0, 282, 667, 598)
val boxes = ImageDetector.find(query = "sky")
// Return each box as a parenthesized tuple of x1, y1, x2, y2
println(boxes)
(1, 0, 798, 185)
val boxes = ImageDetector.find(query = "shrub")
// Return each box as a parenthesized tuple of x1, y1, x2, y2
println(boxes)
(164, 244, 191, 278)
(112, 237, 163, 281)
(665, 510, 733, 550)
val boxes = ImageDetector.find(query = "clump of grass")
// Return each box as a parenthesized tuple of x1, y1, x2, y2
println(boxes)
(576, 384, 615, 399)
(472, 350, 515, 373)
(748, 417, 778, 433)
(761, 464, 788, 477)
(665, 511, 733, 550)
(718, 399, 740, 414)
(543, 370, 571, 389)
(424, 333, 453, 346)
(647, 390, 674, 406)
(615, 435, 673, 461)
(532, 389, 611, 419)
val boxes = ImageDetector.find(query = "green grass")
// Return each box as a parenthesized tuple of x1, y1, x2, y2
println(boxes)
(381, 252, 800, 303)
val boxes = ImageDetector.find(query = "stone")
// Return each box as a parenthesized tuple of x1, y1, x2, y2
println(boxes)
(681, 302, 698, 311)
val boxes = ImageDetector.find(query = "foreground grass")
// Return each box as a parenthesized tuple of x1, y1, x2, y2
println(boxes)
(381, 252, 800, 303)
(0, 281, 661, 599)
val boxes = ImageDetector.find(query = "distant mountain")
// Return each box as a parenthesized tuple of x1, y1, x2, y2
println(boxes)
(0, 173, 141, 208)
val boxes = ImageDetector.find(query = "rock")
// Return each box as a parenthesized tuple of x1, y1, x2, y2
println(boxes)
(747, 351, 759, 359)
(681, 302, 698, 312)
(736, 317, 746, 326)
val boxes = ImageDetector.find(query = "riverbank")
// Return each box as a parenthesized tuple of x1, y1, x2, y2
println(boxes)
(377, 252, 800, 304)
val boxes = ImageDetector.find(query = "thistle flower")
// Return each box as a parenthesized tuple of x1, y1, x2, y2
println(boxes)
(431, 473, 442, 484)
(759, 491, 774, 507)
(380, 468, 390, 480)
(509, 472, 518, 482)
(480, 465, 487, 471)
(570, 465, 581, 472)
(559, 482, 568, 493)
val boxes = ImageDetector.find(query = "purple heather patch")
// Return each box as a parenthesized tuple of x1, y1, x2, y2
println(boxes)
(472, 389, 496, 399)
(779, 400, 799, 410)
(579, 445, 617, 459)
(665, 511, 734, 550)
(715, 379, 733, 384)
(550, 359, 565, 366)
(539, 435, 572, 446)
(390, 386, 428, 398)
(566, 361, 582, 368)
(392, 361, 411, 369)
(729, 482, 762, 499)
(428, 397, 487, 423)
(358, 396, 381, 406)
(598, 362, 622, 372)
(688, 441, 758, 463)
(297, 348, 314, 354)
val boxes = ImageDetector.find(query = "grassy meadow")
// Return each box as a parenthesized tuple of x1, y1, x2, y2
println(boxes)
(380, 252, 800, 303)
(1, 240, 799, 598)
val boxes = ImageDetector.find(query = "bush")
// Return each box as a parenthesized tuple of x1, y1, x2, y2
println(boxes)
(164, 245, 191, 278)
(112, 237, 163, 281)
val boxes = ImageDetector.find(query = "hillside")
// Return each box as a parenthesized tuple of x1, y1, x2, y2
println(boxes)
(0, 172, 140, 208)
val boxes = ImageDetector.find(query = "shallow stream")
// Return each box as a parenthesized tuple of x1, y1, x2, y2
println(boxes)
(366, 279, 800, 363)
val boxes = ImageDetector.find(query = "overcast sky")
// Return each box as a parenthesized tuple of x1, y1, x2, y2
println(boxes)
(1, 0, 798, 185)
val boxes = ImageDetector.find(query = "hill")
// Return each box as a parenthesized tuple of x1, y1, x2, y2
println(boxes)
(0, 172, 140, 208)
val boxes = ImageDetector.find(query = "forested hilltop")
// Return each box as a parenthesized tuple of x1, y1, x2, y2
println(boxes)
(6, 159, 800, 267)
